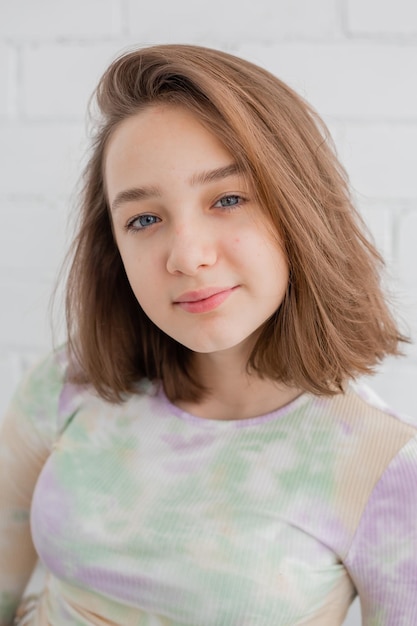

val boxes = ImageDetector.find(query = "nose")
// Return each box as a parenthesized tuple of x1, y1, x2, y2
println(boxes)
(166, 222, 217, 275)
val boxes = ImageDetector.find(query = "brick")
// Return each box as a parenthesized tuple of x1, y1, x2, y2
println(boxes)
(347, 0, 417, 35)
(340, 124, 417, 198)
(397, 211, 417, 289)
(364, 359, 417, 414)
(238, 43, 417, 119)
(22, 43, 124, 120)
(0, 0, 123, 39)
(0, 124, 86, 196)
(0, 44, 15, 118)
(23, 41, 417, 122)
(0, 277, 56, 349)
(126, 0, 339, 42)
(0, 201, 68, 280)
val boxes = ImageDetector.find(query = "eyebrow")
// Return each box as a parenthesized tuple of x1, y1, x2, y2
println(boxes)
(188, 163, 240, 186)
(111, 186, 161, 213)
(110, 163, 241, 213)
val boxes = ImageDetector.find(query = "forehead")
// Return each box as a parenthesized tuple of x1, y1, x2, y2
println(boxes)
(104, 104, 240, 192)
(106, 104, 228, 161)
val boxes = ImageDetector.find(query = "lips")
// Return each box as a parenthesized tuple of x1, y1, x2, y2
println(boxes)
(173, 286, 238, 313)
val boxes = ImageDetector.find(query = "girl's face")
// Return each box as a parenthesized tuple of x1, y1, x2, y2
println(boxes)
(106, 105, 289, 356)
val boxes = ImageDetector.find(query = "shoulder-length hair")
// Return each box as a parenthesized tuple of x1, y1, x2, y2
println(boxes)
(65, 43, 408, 403)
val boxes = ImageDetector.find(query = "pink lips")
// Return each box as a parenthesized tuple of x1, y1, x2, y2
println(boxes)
(174, 286, 238, 313)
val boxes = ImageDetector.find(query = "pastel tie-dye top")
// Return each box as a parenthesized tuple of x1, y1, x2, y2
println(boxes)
(1, 350, 417, 626)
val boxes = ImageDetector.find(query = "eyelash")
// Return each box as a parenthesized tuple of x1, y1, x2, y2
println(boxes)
(125, 214, 161, 232)
(124, 194, 246, 233)
(213, 194, 246, 210)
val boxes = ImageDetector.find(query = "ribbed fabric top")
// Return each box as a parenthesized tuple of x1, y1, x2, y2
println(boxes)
(1, 349, 417, 625)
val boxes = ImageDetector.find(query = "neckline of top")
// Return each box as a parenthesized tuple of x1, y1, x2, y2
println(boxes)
(155, 384, 313, 429)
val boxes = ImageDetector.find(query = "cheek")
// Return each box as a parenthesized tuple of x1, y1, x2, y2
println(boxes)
(125, 272, 160, 318)
(233, 230, 286, 269)
(257, 244, 289, 292)
(117, 247, 152, 296)
(117, 237, 153, 272)
(271, 251, 289, 284)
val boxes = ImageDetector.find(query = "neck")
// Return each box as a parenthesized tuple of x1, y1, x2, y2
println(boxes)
(175, 347, 303, 421)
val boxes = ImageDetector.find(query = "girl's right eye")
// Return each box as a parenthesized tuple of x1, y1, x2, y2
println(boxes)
(125, 215, 161, 232)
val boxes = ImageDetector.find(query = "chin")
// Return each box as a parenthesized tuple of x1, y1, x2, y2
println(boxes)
(184, 342, 233, 354)
(180, 334, 255, 356)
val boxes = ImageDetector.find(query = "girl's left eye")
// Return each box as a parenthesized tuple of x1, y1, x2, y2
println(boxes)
(213, 195, 244, 209)
(125, 214, 161, 232)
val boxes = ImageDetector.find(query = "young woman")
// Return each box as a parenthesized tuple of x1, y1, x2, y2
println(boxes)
(1, 44, 416, 626)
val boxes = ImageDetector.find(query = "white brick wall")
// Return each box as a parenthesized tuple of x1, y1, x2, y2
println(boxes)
(126, 0, 341, 42)
(347, 0, 417, 36)
(0, 43, 15, 118)
(1, 1, 417, 623)
(0, 0, 124, 39)
(21, 43, 123, 120)
(239, 42, 417, 119)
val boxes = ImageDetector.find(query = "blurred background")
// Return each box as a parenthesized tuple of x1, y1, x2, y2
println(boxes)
(0, 1, 417, 623)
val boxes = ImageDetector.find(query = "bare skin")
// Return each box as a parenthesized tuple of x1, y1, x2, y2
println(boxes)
(175, 339, 302, 421)
(106, 104, 302, 421)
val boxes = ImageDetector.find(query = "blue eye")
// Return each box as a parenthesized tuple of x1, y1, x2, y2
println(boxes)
(214, 195, 243, 209)
(126, 214, 161, 231)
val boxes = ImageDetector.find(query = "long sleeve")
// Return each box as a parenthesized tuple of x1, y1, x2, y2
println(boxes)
(344, 435, 417, 625)
(0, 353, 65, 625)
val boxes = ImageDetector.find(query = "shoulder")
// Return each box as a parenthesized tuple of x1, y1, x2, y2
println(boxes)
(8, 344, 86, 447)
(304, 382, 417, 555)
(343, 428, 417, 623)
(342, 382, 417, 525)
(338, 382, 417, 483)
(301, 381, 417, 483)
(340, 379, 417, 466)
(15, 345, 68, 399)
(316, 381, 417, 462)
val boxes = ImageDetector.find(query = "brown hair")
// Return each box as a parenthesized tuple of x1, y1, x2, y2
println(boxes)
(65, 43, 408, 402)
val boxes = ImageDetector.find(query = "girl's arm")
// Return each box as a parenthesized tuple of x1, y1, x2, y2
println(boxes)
(345, 435, 417, 625)
(0, 401, 49, 625)
(0, 352, 66, 625)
